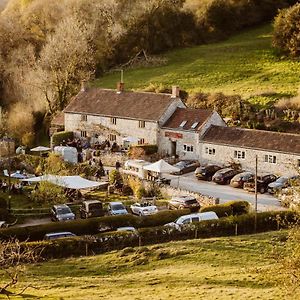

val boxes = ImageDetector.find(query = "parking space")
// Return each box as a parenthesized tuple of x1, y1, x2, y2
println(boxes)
(165, 172, 282, 212)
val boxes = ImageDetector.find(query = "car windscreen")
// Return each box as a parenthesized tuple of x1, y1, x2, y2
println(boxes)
(111, 204, 125, 210)
(185, 199, 198, 204)
(277, 177, 288, 183)
(89, 203, 102, 210)
(57, 207, 71, 214)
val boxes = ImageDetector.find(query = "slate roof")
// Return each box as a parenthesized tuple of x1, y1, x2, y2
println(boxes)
(202, 125, 300, 155)
(64, 88, 178, 121)
(163, 108, 213, 131)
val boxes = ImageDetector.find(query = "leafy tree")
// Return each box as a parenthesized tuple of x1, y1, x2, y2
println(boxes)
(273, 3, 300, 57)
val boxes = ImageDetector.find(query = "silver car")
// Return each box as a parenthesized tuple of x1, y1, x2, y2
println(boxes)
(50, 204, 75, 222)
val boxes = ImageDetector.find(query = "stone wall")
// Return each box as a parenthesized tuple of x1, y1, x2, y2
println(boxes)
(159, 184, 216, 207)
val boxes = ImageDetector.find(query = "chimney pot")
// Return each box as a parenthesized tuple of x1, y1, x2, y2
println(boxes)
(117, 82, 125, 94)
(81, 81, 87, 92)
(171, 86, 180, 98)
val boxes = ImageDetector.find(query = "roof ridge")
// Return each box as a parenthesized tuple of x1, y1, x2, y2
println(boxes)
(209, 125, 300, 137)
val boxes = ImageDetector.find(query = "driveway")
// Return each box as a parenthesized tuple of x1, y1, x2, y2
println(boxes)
(166, 173, 282, 212)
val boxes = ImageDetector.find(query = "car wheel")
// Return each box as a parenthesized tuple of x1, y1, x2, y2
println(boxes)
(207, 176, 212, 181)
(226, 179, 230, 185)
(259, 187, 265, 194)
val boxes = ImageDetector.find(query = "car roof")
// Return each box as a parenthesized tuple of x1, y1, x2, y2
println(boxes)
(177, 211, 218, 220)
(45, 231, 75, 237)
(117, 227, 136, 231)
(53, 204, 69, 209)
(83, 200, 102, 204)
(109, 201, 123, 205)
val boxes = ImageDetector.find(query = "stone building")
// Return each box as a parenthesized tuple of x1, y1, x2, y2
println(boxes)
(59, 83, 300, 176)
(159, 108, 225, 160)
(63, 83, 185, 146)
(200, 125, 300, 175)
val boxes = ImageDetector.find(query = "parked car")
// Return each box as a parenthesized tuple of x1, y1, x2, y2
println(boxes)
(107, 202, 128, 216)
(130, 202, 158, 216)
(212, 168, 241, 185)
(164, 211, 219, 230)
(171, 160, 200, 175)
(80, 200, 104, 219)
(117, 227, 138, 233)
(195, 165, 221, 181)
(44, 232, 76, 240)
(50, 204, 75, 222)
(243, 174, 277, 194)
(167, 195, 200, 212)
(230, 172, 254, 188)
(268, 175, 299, 194)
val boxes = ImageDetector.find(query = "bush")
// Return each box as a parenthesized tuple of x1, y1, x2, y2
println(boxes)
(200, 200, 250, 217)
(200, 205, 233, 218)
(51, 131, 74, 146)
(109, 169, 123, 185)
(23, 210, 299, 259)
(129, 145, 158, 157)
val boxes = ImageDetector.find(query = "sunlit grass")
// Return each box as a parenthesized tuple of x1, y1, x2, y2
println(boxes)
(95, 24, 300, 102)
(0, 231, 289, 299)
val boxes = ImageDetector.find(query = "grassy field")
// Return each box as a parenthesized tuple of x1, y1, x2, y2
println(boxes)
(0, 231, 293, 299)
(95, 24, 300, 104)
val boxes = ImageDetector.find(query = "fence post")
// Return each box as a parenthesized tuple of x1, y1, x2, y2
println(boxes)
(138, 236, 142, 247)
(85, 242, 88, 256)
(235, 223, 238, 236)
(194, 228, 198, 239)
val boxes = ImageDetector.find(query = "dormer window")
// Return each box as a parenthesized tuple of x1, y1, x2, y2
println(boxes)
(179, 121, 187, 128)
(191, 122, 199, 129)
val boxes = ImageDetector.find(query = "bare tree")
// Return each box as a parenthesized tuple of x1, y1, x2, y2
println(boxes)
(0, 238, 43, 298)
(36, 16, 96, 113)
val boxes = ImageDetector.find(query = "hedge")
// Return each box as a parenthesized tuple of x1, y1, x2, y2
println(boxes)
(200, 200, 250, 218)
(129, 144, 158, 155)
(0, 209, 189, 242)
(51, 131, 74, 146)
(22, 210, 299, 259)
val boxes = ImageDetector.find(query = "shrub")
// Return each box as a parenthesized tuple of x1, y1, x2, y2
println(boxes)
(51, 131, 74, 146)
(200, 201, 250, 217)
(109, 169, 123, 185)
(22, 211, 299, 259)
(200, 204, 233, 218)
(129, 145, 158, 157)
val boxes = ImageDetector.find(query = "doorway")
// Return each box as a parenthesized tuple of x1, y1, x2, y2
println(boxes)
(171, 141, 177, 157)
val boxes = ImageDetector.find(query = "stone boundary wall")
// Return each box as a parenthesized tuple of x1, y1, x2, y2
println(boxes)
(159, 185, 216, 207)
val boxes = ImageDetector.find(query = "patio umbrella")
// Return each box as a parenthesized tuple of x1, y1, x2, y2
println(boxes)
(30, 146, 51, 152)
(143, 159, 180, 174)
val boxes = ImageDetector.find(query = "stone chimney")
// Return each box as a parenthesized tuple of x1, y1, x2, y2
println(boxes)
(81, 81, 87, 92)
(171, 86, 180, 98)
(117, 82, 125, 94)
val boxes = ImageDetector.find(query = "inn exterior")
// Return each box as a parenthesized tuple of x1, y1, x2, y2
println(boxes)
(56, 84, 300, 176)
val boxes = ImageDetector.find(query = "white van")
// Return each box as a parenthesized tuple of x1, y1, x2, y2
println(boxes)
(164, 211, 219, 230)
(122, 159, 151, 179)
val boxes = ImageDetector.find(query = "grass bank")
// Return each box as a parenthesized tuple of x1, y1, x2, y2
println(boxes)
(95, 24, 300, 104)
(0, 231, 290, 299)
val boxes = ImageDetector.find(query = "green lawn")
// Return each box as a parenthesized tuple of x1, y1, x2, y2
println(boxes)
(95, 24, 300, 103)
(0, 231, 293, 299)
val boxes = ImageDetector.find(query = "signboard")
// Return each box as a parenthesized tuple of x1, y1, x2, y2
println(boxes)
(165, 131, 183, 139)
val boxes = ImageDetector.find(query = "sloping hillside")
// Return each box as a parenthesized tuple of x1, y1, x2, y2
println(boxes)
(95, 24, 300, 103)
(0, 231, 291, 299)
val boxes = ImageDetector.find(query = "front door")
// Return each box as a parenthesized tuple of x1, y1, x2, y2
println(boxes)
(171, 141, 177, 157)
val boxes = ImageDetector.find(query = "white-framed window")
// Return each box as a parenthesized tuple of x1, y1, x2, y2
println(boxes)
(264, 154, 277, 164)
(183, 144, 194, 152)
(110, 117, 117, 125)
(81, 114, 87, 122)
(138, 138, 145, 145)
(138, 120, 145, 128)
(109, 134, 116, 141)
(234, 150, 245, 159)
(205, 146, 215, 155)
(80, 131, 87, 138)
